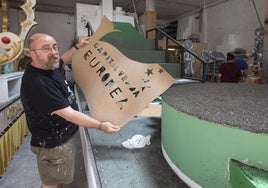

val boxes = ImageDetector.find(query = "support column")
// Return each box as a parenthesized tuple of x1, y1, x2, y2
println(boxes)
(200, 0, 208, 43)
(262, 0, 268, 83)
(101, 0, 113, 21)
(145, 0, 156, 39)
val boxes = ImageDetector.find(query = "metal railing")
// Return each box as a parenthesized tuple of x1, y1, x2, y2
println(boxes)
(146, 28, 207, 82)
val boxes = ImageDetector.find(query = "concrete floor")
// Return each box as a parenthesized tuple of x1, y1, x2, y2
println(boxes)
(0, 132, 87, 188)
(0, 116, 189, 188)
(1, 83, 191, 188)
(86, 116, 189, 188)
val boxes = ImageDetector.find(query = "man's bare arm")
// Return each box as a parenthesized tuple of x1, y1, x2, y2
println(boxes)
(52, 106, 120, 134)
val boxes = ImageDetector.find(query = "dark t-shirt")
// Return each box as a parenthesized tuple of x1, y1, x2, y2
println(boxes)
(20, 60, 78, 148)
(218, 62, 242, 83)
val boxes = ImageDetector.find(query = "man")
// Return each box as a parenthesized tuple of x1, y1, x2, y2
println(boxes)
(218, 52, 242, 83)
(234, 56, 249, 81)
(234, 56, 249, 73)
(20, 33, 120, 188)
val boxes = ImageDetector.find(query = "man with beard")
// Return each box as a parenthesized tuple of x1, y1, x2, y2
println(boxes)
(20, 33, 120, 188)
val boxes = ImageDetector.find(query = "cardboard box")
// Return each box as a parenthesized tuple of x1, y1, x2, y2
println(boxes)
(246, 76, 261, 84)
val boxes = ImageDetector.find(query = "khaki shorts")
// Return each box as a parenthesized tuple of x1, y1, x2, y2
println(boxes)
(31, 134, 77, 186)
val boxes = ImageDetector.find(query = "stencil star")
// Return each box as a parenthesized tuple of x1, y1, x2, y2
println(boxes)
(158, 68, 164, 74)
(145, 68, 153, 76)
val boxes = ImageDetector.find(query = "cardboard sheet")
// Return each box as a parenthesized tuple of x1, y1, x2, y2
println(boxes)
(72, 17, 175, 126)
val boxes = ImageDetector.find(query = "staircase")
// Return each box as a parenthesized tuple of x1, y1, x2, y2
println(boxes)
(100, 21, 181, 79)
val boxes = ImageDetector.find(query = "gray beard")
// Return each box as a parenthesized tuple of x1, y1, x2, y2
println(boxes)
(46, 58, 60, 70)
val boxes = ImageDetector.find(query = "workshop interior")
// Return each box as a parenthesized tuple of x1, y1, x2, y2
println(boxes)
(0, 0, 268, 188)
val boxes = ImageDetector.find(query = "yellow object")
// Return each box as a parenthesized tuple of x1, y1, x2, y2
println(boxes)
(1, 0, 8, 32)
(0, 113, 29, 175)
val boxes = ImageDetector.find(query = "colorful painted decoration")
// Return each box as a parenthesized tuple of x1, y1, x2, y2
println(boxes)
(1, 36, 11, 44)
(0, 0, 37, 66)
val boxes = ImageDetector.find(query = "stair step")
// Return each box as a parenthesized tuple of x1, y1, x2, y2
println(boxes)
(99, 20, 180, 79)
(101, 37, 155, 51)
(159, 63, 181, 78)
(121, 49, 166, 64)
(104, 21, 144, 39)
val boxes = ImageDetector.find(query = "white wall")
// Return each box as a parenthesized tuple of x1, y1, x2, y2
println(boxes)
(76, 3, 135, 38)
(76, 3, 102, 38)
(7, 0, 266, 55)
(176, 15, 199, 40)
(206, 0, 265, 51)
(175, 0, 265, 54)
(9, 8, 76, 53)
(8, 3, 135, 53)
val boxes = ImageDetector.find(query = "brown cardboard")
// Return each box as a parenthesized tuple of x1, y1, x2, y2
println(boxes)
(72, 17, 175, 127)
(138, 104, 162, 117)
(145, 11, 157, 39)
(246, 76, 261, 84)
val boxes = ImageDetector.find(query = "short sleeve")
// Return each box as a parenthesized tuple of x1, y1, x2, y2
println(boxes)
(32, 80, 69, 114)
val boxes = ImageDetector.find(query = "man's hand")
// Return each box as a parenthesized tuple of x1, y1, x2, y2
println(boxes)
(99, 121, 121, 134)
(77, 36, 91, 48)
(61, 36, 91, 64)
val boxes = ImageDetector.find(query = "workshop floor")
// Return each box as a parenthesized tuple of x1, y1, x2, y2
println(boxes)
(0, 116, 189, 188)
(0, 132, 88, 188)
(0, 102, 189, 188)
(84, 115, 190, 188)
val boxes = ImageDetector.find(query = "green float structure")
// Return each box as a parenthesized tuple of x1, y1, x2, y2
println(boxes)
(100, 21, 268, 187)
(161, 83, 268, 188)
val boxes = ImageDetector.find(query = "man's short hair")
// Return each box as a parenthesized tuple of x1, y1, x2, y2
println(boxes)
(226, 52, 235, 61)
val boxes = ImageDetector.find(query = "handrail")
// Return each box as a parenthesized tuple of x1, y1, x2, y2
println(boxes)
(74, 85, 102, 188)
(146, 28, 207, 82)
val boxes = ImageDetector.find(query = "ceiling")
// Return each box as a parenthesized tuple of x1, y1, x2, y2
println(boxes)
(8, 0, 222, 21)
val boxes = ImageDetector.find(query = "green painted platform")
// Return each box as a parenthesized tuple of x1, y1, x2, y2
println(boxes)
(161, 83, 268, 188)
(230, 159, 268, 188)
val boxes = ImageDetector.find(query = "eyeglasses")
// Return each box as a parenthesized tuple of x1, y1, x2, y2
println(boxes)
(31, 46, 60, 53)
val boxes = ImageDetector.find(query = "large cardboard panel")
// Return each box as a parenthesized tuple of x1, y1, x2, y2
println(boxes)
(72, 17, 174, 126)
